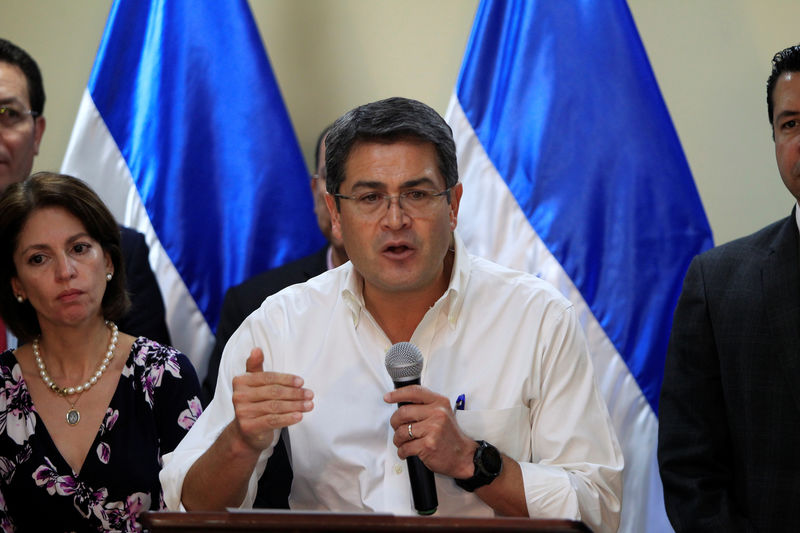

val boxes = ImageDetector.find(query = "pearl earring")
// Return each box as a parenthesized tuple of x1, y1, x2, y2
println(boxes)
(106, 272, 113, 282)
(16, 295, 23, 303)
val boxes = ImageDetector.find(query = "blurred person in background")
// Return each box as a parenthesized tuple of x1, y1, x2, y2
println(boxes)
(0, 37, 170, 352)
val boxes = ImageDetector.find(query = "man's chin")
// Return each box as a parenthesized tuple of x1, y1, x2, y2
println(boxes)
(368, 272, 435, 296)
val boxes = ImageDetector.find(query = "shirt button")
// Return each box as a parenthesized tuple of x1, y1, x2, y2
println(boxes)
(393, 463, 404, 475)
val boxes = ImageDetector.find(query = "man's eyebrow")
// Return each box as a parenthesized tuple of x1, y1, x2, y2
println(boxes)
(0, 96, 25, 106)
(400, 177, 437, 189)
(774, 109, 800, 123)
(349, 177, 438, 191)
(350, 180, 387, 191)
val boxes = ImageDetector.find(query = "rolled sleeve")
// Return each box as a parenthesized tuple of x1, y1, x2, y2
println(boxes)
(523, 304, 624, 532)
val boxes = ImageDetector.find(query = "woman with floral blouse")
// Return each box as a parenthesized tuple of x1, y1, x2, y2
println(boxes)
(0, 173, 202, 532)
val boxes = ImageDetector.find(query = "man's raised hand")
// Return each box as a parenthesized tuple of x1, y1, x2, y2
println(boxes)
(231, 348, 314, 451)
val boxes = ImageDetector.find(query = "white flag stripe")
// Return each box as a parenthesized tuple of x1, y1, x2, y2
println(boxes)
(61, 90, 214, 376)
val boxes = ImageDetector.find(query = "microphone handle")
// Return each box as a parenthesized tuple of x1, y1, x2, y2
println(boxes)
(393, 378, 438, 515)
(406, 455, 438, 515)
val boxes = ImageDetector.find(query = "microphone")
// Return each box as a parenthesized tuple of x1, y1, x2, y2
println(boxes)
(385, 342, 438, 516)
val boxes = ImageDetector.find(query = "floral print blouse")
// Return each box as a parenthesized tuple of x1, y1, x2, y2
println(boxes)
(0, 337, 202, 532)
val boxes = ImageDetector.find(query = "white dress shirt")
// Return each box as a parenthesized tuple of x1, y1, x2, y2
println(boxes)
(794, 201, 800, 241)
(161, 233, 623, 532)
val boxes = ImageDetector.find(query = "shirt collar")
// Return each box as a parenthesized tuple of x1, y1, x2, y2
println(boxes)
(341, 265, 364, 327)
(339, 231, 472, 329)
(442, 231, 470, 328)
(795, 201, 800, 236)
(325, 245, 335, 271)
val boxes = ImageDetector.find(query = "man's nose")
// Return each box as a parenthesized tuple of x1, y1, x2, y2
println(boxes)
(381, 196, 409, 228)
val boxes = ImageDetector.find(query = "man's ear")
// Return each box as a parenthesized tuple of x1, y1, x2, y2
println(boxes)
(324, 193, 343, 241)
(33, 116, 46, 155)
(449, 182, 463, 231)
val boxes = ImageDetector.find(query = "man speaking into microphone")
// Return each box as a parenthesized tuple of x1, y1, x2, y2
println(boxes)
(161, 97, 622, 532)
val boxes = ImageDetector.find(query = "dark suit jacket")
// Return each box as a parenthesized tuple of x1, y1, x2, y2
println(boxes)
(118, 226, 171, 346)
(658, 209, 800, 532)
(202, 246, 329, 508)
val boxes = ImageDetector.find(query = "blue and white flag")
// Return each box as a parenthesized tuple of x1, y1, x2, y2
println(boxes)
(446, 1, 712, 531)
(62, 0, 325, 376)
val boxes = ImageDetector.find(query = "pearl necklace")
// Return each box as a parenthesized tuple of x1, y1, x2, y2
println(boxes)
(32, 321, 119, 425)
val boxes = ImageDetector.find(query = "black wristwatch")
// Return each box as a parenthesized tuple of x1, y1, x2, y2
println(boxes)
(454, 440, 503, 492)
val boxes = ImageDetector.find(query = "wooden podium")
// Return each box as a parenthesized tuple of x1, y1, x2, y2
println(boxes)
(142, 511, 591, 532)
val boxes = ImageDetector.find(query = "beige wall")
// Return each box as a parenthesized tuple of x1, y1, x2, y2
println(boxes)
(2, 0, 799, 245)
(627, 1, 800, 243)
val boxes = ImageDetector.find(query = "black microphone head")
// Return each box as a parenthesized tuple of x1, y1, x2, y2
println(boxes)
(385, 342, 423, 383)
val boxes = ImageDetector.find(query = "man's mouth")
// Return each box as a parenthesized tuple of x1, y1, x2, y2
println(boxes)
(386, 244, 410, 253)
(382, 242, 415, 258)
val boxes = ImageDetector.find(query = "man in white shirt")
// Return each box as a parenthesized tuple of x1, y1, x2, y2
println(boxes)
(161, 97, 623, 532)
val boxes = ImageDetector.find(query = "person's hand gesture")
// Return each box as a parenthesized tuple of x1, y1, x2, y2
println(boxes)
(231, 347, 314, 452)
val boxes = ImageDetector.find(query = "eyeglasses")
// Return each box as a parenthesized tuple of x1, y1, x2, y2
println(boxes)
(334, 187, 452, 218)
(0, 104, 39, 130)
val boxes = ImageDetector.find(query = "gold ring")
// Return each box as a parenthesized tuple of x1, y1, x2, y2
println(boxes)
(408, 423, 414, 440)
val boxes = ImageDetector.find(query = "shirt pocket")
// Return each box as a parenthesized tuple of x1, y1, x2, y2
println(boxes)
(455, 405, 530, 461)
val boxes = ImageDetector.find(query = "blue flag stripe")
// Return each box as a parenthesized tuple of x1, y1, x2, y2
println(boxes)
(455, 0, 712, 412)
(86, 0, 325, 330)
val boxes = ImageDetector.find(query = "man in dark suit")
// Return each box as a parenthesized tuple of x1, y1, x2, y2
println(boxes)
(201, 126, 347, 508)
(658, 43, 800, 532)
(0, 38, 170, 347)
(118, 226, 171, 344)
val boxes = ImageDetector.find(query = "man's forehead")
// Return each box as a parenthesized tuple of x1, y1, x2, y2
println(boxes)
(346, 137, 438, 161)
(345, 139, 438, 167)
(342, 139, 444, 190)
(773, 72, 800, 117)
(0, 61, 30, 104)
(775, 71, 800, 94)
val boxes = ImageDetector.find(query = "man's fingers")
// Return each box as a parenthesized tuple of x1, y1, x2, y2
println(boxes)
(232, 381, 313, 416)
(233, 394, 314, 450)
(384, 384, 443, 406)
(233, 371, 303, 390)
(235, 397, 314, 419)
(233, 405, 311, 452)
(388, 401, 450, 431)
(398, 420, 424, 444)
(238, 410, 306, 438)
(231, 351, 314, 451)
(245, 347, 265, 373)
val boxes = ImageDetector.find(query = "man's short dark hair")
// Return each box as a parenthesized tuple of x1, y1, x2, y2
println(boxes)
(0, 172, 129, 341)
(767, 44, 800, 127)
(313, 124, 332, 174)
(0, 38, 45, 116)
(324, 97, 458, 207)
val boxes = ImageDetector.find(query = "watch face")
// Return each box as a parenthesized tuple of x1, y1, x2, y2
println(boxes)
(477, 441, 502, 477)
(455, 441, 503, 492)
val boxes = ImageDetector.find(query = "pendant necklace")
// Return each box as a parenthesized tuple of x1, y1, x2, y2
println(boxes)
(65, 393, 84, 425)
(32, 321, 119, 426)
